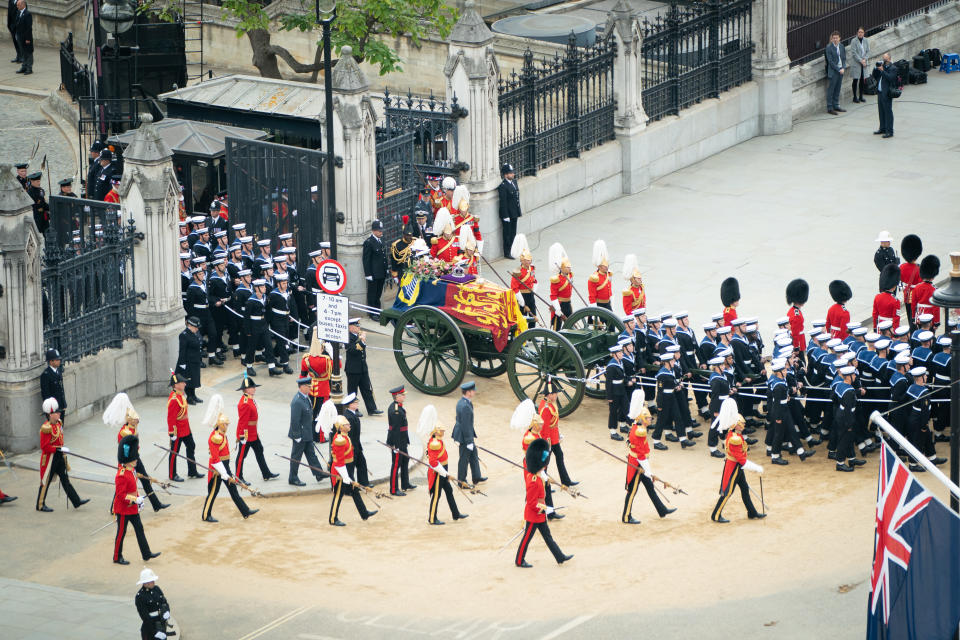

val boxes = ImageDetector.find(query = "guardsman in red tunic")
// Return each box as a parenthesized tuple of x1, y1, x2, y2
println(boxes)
(104, 393, 168, 512)
(458, 225, 480, 276)
(912, 255, 940, 326)
(509, 234, 538, 325)
(720, 277, 740, 327)
(113, 435, 160, 565)
(622, 391, 676, 524)
(36, 398, 87, 512)
(899, 234, 922, 330)
(235, 376, 278, 483)
(329, 416, 376, 526)
(538, 382, 577, 487)
(451, 185, 482, 251)
(873, 264, 902, 331)
(419, 405, 466, 525)
(621, 253, 646, 316)
(429, 208, 459, 264)
(827, 280, 852, 339)
(201, 396, 257, 522)
(514, 401, 557, 517)
(425, 174, 444, 215)
(167, 372, 200, 482)
(710, 414, 765, 523)
(548, 242, 573, 330)
(588, 240, 612, 310)
(300, 331, 333, 425)
(785, 278, 808, 351)
(515, 439, 573, 568)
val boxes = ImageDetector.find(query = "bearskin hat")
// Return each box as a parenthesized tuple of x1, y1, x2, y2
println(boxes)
(524, 438, 551, 475)
(919, 255, 940, 281)
(785, 279, 809, 305)
(879, 263, 901, 292)
(720, 277, 740, 307)
(118, 434, 139, 465)
(828, 280, 852, 304)
(901, 234, 922, 263)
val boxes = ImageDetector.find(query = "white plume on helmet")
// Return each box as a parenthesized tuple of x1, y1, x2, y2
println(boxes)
(317, 399, 338, 435)
(623, 254, 641, 281)
(459, 224, 477, 252)
(451, 184, 470, 211)
(712, 397, 739, 433)
(432, 207, 454, 236)
(103, 392, 136, 427)
(627, 388, 646, 421)
(202, 394, 226, 428)
(548, 242, 568, 272)
(42, 397, 59, 414)
(592, 239, 609, 268)
(511, 233, 532, 260)
(417, 404, 440, 440)
(510, 399, 537, 431)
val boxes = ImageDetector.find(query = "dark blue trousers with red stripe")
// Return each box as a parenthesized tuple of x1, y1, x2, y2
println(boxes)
(515, 520, 564, 566)
(169, 434, 197, 479)
(114, 513, 152, 562)
(235, 438, 273, 481)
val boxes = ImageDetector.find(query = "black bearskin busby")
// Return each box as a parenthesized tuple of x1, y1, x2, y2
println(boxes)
(524, 438, 551, 475)
(720, 277, 740, 307)
(879, 263, 901, 292)
(118, 434, 139, 465)
(785, 279, 809, 305)
(901, 234, 922, 263)
(829, 280, 852, 304)
(919, 255, 940, 281)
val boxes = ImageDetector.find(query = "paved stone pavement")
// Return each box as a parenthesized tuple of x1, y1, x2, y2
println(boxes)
(0, 92, 76, 189)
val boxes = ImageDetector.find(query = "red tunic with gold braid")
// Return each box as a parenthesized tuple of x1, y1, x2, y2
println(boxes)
(167, 391, 190, 438)
(722, 306, 738, 327)
(538, 399, 560, 446)
(117, 422, 137, 443)
(588, 270, 612, 305)
(453, 211, 482, 242)
(626, 421, 650, 485)
(103, 189, 120, 204)
(300, 353, 332, 399)
(330, 432, 354, 487)
(460, 253, 479, 276)
(511, 266, 537, 298)
(207, 429, 230, 482)
(430, 236, 459, 264)
(622, 284, 646, 315)
(237, 394, 259, 442)
(39, 420, 64, 479)
(112, 466, 139, 516)
(427, 435, 448, 486)
(427, 188, 444, 215)
(719, 430, 748, 493)
(912, 280, 938, 324)
(550, 273, 573, 320)
(523, 472, 547, 523)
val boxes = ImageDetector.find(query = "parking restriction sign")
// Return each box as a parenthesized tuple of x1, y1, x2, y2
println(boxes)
(315, 259, 347, 295)
(315, 293, 349, 344)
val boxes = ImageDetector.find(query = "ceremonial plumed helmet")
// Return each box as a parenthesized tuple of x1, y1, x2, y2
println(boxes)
(42, 397, 60, 414)
(829, 280, 852, 304)
(879, 263, 901, 292)
(511, 233, 533, 261)
(785, 279, 809, 305)
(919, 255, 940, 280)
(622, 253, 642, 281)
(900, 234, 922, 262)
(627, 388, 650, 421)
(103, 392, 139, 427)
(417, 404, 442, 439)
(452, 185, 470, 212)
(203, 394, 229, 428)
(720, 277, 740, 307)
(433, 207, 454, 236)
(548, 242, 570, 271)
(118, 434, 139, 465)
(525, 438, 551, 475)
(510, 399, 538, 431)
(592, 239, 609, 268)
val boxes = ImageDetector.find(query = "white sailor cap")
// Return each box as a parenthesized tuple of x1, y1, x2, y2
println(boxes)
(675, 311, 689, 320)
(196, 227, 209, 234)
(252, 278, 267, 286)
(257, 239, 271, 247)
(894, 353, 911, 365)
(875, 339, 891, 350)
(833, 344, 849, 353)
(309, 249, 323, 257)
(621, 315, 635, 323)
(179, 252, 191, 260)
(232, 223, 246, 231)
(240, 236, 253, 244)
(770, 361, 786, 372)
(708, 356, 724, 366)
(632, 308, 646, 317)
(608, 345, 622, 353)
(846, 322, 861, 330)
(892, 342, 910, 352)
(274, 272, 288, 281)
(280, 247, 296, 255)
(238, 269, 252, 277)
(909, 366, 927, 377)
(775, 316, 789, 326)
(917, 313, 934, 324)
(662, 318, 678, 328)
(210, 258, 225, 266)
(278, 233, 293, 241)
(213, 230, 227, 238)
(702, 322, 717, 331)
(718, 347, 733, 358)
(893, 326, 910, 337)
(744, 317, 758, 324)
(832, 358, 846, 368)
(716, 326, 732, 335)
(730, 318, 745, 327)
(349, 318, 361, 326)
(865, 333, 880, 343)
(877, 319, 894, 331)
(917, 330, 934, 342)
(273, 256, 286, 264)
(319, 242, 331, 249)
(815, 333, 831, 342)
(661, 312, 674, 320)
(711, 313, 724, 323)
(826, 338, 842, 348)
(618, 336, 633, 347)
(839, 365, 857, 376)
(745, 324, 758, 333)
(851, 327, 869, 337)
(343, 392, 358, 405)
(191, 256, 206, 265)
(775, 337, 792, 348)
(938, 336, 952, 347)
(811, 320, 826, 328)
(777, 346, 794, 358)
(190, 215, 206, 223)
(648, 314, 662, 323)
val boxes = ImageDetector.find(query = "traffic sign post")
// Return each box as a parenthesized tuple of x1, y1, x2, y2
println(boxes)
(315, 259, 347, 295)
(315, 293, 349, 344)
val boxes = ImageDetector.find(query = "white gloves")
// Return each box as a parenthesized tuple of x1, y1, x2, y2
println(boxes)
(365, 275, 373, 281)
(136, 496, 145, 506)
(639, 459, 651, 475)
(433, 464, 448, 478)
(743, 460, 764, 474)
(314, 420, 322, 433)
(294, 437, 302, 443)
(163, 611, 170, 621)
(502, 218, 509, 223)
(169, 434, 176, 441)
(155, 632, 167, 640)
(238, 438, 246, 445)
(335, 466, 351, 485)
(559, 434, 564, 441)
(477, 240, 484, 254)
(60, 447, 70, 453)
(517, 293, 526, 308)
(551, 300, 562, 314)
(213, 461, 229, 479)
(467, 443, 474, 451)
(543, 505, 555, 514)
(539, 469, 548, 480)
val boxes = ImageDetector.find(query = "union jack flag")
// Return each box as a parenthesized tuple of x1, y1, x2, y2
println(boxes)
(866, 442, 960, 639)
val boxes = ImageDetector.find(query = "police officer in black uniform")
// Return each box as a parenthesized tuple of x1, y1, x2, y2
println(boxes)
(176, 317, 203, 405)
(362, 220, 388, 318)
(40, 348, 67, 421)
(25, 171, 49, 234)
(92, 149, 116, 200)
(244, 278, 276, 377)
(497, 163, 521, 258)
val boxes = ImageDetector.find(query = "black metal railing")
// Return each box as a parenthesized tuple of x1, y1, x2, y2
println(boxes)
(641, 0, 753, 123)
(59, 34, 94, 102)
(787, 0, 949, 67)
(498, 32, 617, 177)
(42, 196, 140, 362)
(375, 90, 466, 244)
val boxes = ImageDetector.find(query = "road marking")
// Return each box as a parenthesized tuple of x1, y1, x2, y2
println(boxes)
(540, 614, 596, 640)
(237, 604, 315, 640)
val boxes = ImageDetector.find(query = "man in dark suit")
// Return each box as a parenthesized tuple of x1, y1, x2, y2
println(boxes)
(873, 53, 899, 139)
(39, 348, 66, 421)
(451, 381, 486, 485)
(342, 393, 369, 486)
(85, 141, 105, 198)
(12, 0, 31, 74)
(824, 30, 846, 115)
(412, 201, 433, 243)
(7, 0, 20, 63)
(93, 150, 117, 200)
(287, 377, 328, 486)
(497, 163, 521, 258)
(361, 220, 388, 318)
(176, 317, 203, 405)
(344, 318, 382, 415)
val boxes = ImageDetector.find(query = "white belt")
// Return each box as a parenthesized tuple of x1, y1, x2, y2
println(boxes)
(878, 316, 893, 323)
(149, 611, 159, 617)
(661, 389, 674, 394)
(193, 304, 207, 309)
(611, 380, 622, 384)
(685, 351, 695, 356)
(718, 395, 729, 400)
(271, 309, 289, 315)
(779, 399, 789, 404)
(249, 315, 263, 320)
(912, 406, 923, 411)
(829, 326, 841, 332)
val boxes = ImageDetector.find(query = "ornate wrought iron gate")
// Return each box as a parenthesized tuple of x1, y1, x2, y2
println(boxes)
(43, 196, 140, 361)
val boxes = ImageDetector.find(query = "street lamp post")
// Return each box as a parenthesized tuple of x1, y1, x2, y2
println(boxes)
(315, 0, 344, 401)
(932, 251, 960, 513)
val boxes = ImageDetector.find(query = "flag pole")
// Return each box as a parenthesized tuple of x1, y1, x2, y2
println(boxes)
(870, 410, 960, 503)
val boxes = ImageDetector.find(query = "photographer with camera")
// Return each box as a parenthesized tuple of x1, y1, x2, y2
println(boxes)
(873, 53, 900, 139)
